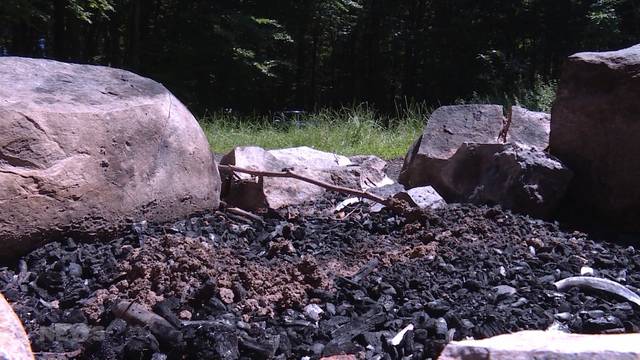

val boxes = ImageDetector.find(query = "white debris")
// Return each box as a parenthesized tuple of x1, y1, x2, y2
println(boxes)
(389, 324, 415, 346)
(304, 304, 324, 322)
(580, 266, 595, 276)
(335, 197, 362, 212)
(499, 266, 507, 277)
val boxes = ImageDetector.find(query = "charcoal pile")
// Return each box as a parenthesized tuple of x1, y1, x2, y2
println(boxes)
(1, 193, 639, 359)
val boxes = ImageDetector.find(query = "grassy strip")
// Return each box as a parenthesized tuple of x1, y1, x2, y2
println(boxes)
(201, 104, 426, 160)
(200, 81, 556, 160)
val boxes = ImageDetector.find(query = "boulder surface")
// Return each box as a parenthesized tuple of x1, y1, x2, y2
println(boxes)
(399, 105, 505, 189)
(220, 146, 391, 210)
(550, 44, 640, 230)
(438, 330, 640, 360)
(0, 57, 220, 257)
(439, 143, 572, 218)
(507, 106, 550, 151)
(0, 293, 33, 360)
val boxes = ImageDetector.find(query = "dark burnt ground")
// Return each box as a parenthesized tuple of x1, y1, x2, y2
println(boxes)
(2, 196, 640, 359)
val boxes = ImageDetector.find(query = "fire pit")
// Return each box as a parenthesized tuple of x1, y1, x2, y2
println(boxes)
(2, 192, 639, 359)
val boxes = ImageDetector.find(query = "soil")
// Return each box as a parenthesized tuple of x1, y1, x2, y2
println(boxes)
(2, 192, 639, 359)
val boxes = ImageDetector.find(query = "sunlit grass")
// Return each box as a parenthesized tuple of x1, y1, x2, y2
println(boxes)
(200, 103, 427, 160)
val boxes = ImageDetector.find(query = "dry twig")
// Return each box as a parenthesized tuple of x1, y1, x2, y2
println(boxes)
(218, 165, 428, 220)
(219, 165, 391, 207)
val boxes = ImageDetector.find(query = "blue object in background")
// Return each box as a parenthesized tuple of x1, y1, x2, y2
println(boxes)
(37, 37, 46, 57)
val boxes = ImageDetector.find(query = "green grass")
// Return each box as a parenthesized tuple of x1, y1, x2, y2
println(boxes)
(201, 103, 427, 160)
(200, 82, 556, 160)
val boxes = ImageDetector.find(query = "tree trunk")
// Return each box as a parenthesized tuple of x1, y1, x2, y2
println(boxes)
(310, 30, 319, 109)
(53, 0, 67, 60)
(127, 0, 142, 70)
(294, 7, 310, 109)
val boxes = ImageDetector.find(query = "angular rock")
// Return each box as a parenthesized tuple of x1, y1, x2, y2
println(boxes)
(439, 143, 572, 218)
(0, 293, 33, 360)
(270, 146, 351, 168)
(394, 186, 446, 210)
(507, 106, 550, 151)
(0, 57, 220, 258)
(221, 146, 391, 210)
(438, 330, 640, 360)
(399, 105, 505, 189)
(550, 44, 640, 230)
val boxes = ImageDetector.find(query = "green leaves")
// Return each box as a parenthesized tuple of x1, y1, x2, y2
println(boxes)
(66, 0, 115, 23)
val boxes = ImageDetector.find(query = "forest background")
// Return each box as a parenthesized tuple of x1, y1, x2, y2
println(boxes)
(2, 1, 639, 156)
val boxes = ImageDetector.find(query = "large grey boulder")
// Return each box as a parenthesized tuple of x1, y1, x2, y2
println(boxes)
(550, 44, 640, 230)
(399, 104, 563, 217)
(439, 330, 640, 360)
(220, 146, 392, 210)
(0, 57, 220, 257)
(439, 143, 572, 218)
(399, 105, 505, 189)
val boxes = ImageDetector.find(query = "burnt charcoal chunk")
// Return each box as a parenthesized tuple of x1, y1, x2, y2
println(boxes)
(426, 300, 450, 317)
(463, 280, 482, 291)
(124, 327, 160, 358)
(583, 316, 623, 333)
(322, 342, 363, 357)
(213, 332, 240, 360)
(357, 331, 384, 350)
(66, 262, 83, 277)
(36, 271, 64, 291)
(239, 336, 279, 358)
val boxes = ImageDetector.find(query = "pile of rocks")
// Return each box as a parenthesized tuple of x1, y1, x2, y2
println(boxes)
(399, 104, 570, 219)
(400, 43, 640, 230)
(219, 146, 392, 210)
(551, 44, 640, 231)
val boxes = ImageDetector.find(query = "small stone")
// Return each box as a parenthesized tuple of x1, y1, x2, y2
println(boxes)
(320, 356, 357, 360)
(178, 310, 192, 320)
(555, 312, 572, 321)
(219, 288, 235, 304)
(539, 275, 556, 283)
(463, 280, 482, 291)
(426, 300, 450, 317)
(511, 297, 529, 308)
(493, 285, 517, 299)
(460, 319, 475, 329)
(499, 266, 507, 277)
(584, 316, 623, 332)
(580, 266, 595, 276)
(67, 263, 83, 277)
(304, 304, 324, 321)
(311, 343, 325, 355)
(435, 318, 448, 340)
(325, 303, 336, 316)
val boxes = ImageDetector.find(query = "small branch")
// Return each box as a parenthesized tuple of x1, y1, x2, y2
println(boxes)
(221, 201, 266, 225)
(34, 348, 83, 359)
(219, 165, 392, 208)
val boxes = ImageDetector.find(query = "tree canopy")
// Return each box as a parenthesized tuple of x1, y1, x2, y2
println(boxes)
(1, 0, 638, 114)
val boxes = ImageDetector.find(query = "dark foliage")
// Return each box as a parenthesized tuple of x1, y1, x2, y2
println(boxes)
(1, 0, 639, 114)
